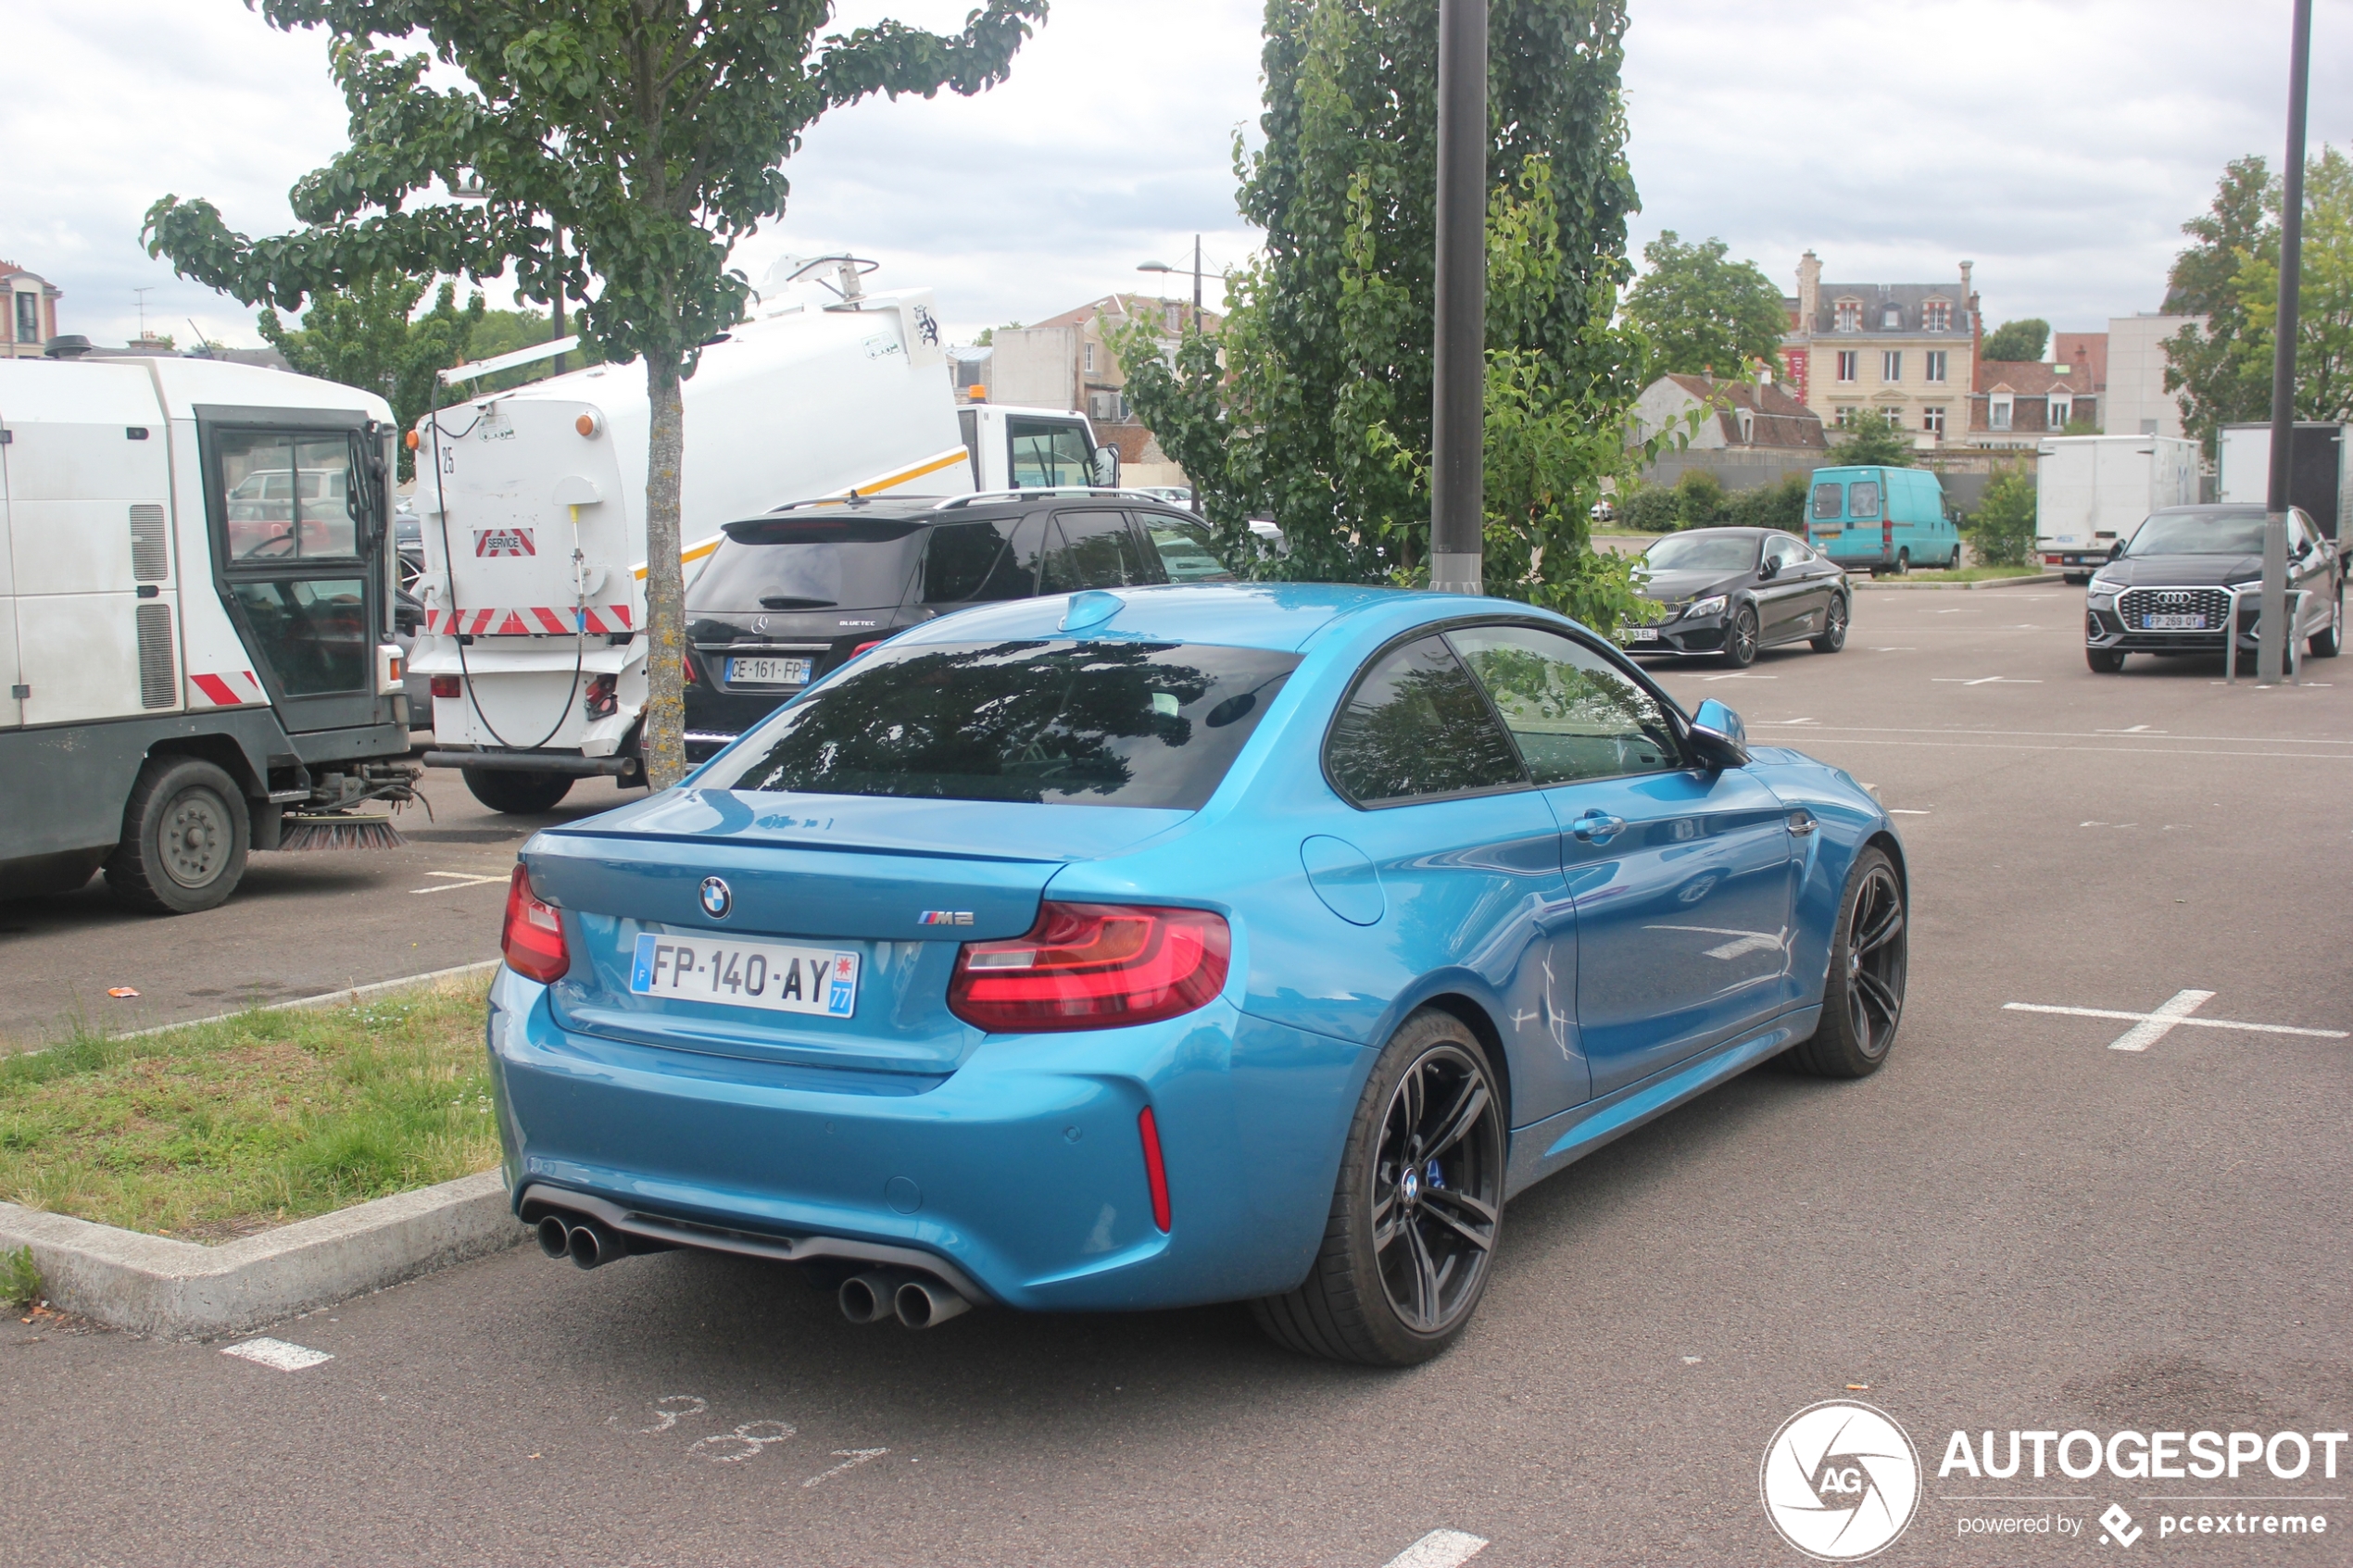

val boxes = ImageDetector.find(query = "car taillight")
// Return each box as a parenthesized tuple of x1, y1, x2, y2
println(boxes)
(681, 654, 698, 685)
(849, 640, 884, 658)
(430, 675, 461, 699)
(583, 673, 618, 719)
(947, 902, 1230, 1033)
(501, 864, 571, 984)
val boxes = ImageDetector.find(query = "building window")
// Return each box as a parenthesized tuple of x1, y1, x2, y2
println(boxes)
(2049, 397, 2072, 429)
(1083, 342, 1095, 373)
(1881, 306, 1903, 330)
(1835, 301, 1860, 332)
(13, 292, 36, 344)
(1923, 301, 1950, 332)
(1882, 351, 1903, 383)
(1990, 395, 2013, 431)
(1835, 406, 1859, 427)
(1837, 350, 1859, 383)
(1924, 350, 1947, 383)
(1736, 408, 1755, 444)
(1922, 406, 1945, 436)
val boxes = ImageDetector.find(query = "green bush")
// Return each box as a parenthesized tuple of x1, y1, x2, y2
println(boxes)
(1618, 483, 1680, 533)
(1968, 465, 2037, 567)
(1673, 468, 1726, 528)
(1720, 472, 1808, 533)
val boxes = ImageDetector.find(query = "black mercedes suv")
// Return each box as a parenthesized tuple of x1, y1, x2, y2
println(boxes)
(682, 491, 1234, 759)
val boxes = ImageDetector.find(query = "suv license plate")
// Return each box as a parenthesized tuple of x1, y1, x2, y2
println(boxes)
(1620, 626, 1660, 643)
(2143, 613, 2206, 631)
(630, 934, 859, 1018)
(726, 656, 813, 686)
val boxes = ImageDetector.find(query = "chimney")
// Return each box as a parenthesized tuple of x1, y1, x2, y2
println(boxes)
(1959, 259, 1973, 296)
(1797, 251, 1823, 332)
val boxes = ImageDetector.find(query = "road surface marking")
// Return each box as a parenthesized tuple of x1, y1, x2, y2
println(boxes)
(2098, 726, 2164, 734)
(803, 1449, 890, 1488)
(1871, 646, 1918, 651)
(1931, 676, 2044, 685)
(1889, 809, 1932, 815)
(412, 871, 511, 895)
(1692, 672, 1778, 683)
(1383, 1530, 1489, 1568)
(222, 1337, 333, 1372)
(1742, 721, 2353, 747)
(2003, 992, 2347, 1051)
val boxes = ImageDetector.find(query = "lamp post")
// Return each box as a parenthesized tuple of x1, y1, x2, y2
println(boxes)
(1136, 236, 1209, 332)
(2258, 0, 2312, 685)
(1428, 0, 1488, 596)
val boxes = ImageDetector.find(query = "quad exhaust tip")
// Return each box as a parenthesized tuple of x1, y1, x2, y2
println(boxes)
(837, 1269, 973, 1328)
(892, 1276, 971, 1329)
(535, 1213, 627, 1270)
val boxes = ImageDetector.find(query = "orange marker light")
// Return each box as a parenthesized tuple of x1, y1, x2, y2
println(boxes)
(405, 430, 421, 450)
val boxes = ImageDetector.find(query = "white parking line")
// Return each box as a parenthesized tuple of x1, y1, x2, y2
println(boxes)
(1382, 1530, 1490, 1568)
(411, 872, 511, 895)
(2003, 992, 2348, 1052)
(222, 1337, 334, 1372)
(1931, 676, 2044, 685)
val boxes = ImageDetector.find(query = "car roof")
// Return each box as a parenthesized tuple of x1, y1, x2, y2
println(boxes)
(2149, 504, 2267, 518)
(724, 490, 1202, 535)
(886, 583, 1574, 656)
(1648, 526, 1775, 540)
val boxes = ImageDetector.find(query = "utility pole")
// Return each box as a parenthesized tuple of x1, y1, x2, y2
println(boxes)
(1191, 233, 1204, 333)
(1428, 0, 1487, 596)
(2259, 0, 2311, 684)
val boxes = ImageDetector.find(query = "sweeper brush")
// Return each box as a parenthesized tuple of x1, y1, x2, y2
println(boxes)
(275, 813, 409, 852)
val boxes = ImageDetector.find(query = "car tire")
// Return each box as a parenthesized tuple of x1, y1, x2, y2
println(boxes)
(1810, 594, 1849, 653)
(1894, 549, 1910, 576)
(104, 757, 251, 915)
(1719, 605, 1759, 668)
(1251, 1008, 1506, 1367)
(462, 767, 575, 815)
(2309, 590, 2343, 659)
(1786, 847, 1907, 1079)
(2085, 646, 2127, 673)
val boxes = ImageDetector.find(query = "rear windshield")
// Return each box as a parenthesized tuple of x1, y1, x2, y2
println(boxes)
(688, 518, 923, 612)
(1810, 483, 1843, 521)
(1848, 481, 1881, 520)
(701, 640, 1299, 810)
(2125, 511, 2267, 556)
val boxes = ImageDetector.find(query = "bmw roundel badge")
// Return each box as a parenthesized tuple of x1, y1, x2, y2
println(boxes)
(698, 876, 732, 920)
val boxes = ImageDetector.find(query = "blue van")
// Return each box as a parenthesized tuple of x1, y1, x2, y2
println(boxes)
(1808, 465, 1960, 574)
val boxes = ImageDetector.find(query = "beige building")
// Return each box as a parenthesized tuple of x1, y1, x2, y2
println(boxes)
(2103, 313, 2202, 440)
(1780, 253, 1980, 448)
(988, 292, 1223, 489)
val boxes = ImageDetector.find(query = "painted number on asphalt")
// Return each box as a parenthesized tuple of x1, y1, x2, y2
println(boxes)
(611, 1394, 889, 1486)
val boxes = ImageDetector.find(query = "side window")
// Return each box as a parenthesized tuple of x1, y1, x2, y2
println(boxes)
(1810, 483, 1843, 521)
(1764, 536, 1803, 571)
(921, 521, 1012, 604)
(1325, 635, 1527, 806)
(1040, 510, 1151, 592)
(217, 429, 359, 561)
(1142, 513, 1233, 583)
(1447, 624, 1681, 786)
(1007, 418, 1093, 488)
(1849, 480, 1882, 521)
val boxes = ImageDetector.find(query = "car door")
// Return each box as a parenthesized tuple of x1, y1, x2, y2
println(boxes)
(1447, 622, 1796, 1098)
(1756, 534, 1818, 644)
(1039, 508, 1158, 592)
(2287, 509, 2330, 637)
(1322, 633, 1588, 1124)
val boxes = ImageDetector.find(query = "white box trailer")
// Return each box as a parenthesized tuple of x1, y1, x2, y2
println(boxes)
(409, 258, 1113, 810)
(2035, 433, 2200, 583)
(0, 353, 418, 911)
(2218, 422, 2351, 541)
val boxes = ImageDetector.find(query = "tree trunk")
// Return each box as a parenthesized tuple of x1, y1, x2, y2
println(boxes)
(641, 350, 688, 789)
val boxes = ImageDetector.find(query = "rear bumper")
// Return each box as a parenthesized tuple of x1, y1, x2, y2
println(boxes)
(485, 967, 1372, 1311)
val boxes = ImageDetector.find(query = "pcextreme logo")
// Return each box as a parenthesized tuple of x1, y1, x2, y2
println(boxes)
(1761, 1400, 1923, 1562)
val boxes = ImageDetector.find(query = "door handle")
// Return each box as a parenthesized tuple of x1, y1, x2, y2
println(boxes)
(1786, 809, 1818, 836)
(1571, 811, 1626, 843)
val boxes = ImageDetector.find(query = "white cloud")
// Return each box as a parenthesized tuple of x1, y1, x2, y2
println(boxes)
(2, 0, 2346, 353)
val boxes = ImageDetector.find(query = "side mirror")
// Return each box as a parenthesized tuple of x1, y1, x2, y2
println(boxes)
(2108, 540, 2124, 560)
(1757, 557, 1780, 580)
(1688, 697, 1750, 771)
(1091, 444, 1122, 488)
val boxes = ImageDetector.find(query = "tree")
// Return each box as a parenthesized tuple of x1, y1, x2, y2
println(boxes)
(145, 0, 1046, 789)
(1117, 0, 1657, 631)
(257, 275, 483, 479)
(1830, 409, 1915, 467)
(1621, 232, 1788, 378)
(1967, 464, 2035, 568)
(1979, 318, 2050, 363)
(2164, 145, 2353, 451)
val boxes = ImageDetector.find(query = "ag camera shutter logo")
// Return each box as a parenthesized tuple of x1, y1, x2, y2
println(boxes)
(1760, 1400, 1921, 1561)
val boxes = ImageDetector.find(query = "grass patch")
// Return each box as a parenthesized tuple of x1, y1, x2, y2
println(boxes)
(0, 981, 497, 1242)
(1878, 565, 2047, 583)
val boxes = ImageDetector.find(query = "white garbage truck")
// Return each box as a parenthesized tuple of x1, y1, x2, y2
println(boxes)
(409, 257, 1116, 811)
(0, 349, 419, 912)
(2035, 433, 2200, 583)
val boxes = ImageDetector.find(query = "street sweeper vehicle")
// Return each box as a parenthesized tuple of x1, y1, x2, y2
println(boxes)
(0, 350, 421, 913)
(407, 256, 1117, 812)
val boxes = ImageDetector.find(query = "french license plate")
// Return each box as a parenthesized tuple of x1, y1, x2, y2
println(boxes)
(726, 656, 813, 686)
(2143, 613, 2207, 631)
(1620, 626, 1660, 643)
(629, 933, 859, 1017)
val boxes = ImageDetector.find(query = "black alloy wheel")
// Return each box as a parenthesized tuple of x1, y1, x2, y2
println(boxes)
(1720, 605, 1759, 668)
(1252, 1010, 1506, 1365)
(1789, 847, 1907, 1078)
(1810, 594, 1849, 653)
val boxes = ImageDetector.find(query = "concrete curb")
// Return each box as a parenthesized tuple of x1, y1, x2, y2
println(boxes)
(0, 1170, 524, 1339)
(1849, 573, 2063, 591)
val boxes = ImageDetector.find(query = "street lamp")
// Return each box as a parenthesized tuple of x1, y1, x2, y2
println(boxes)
(1137, 236, 1210, 333)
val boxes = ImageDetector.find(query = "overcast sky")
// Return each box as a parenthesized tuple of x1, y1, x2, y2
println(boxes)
(5, 0, 2347, 355)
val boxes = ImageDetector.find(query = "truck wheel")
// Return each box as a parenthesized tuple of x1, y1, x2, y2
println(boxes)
(2086, 647, 2127, 673)
(1894, 549, 1910, 576)
(463, 768, 574, 815)
(105, 757, 250, 915)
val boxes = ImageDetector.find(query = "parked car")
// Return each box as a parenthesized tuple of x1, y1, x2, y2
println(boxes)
(393, 505, 424, 594)
(2084, 504, 2343, 673)
(1806, 465, 1958, 574)
(390, 585, 434, 731)
(492, 583, 1907, 1364)
(680, 491, 1234, 760)
(1622, 528, 1851, 666)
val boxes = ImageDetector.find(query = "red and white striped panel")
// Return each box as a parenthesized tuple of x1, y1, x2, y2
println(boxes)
(423, 605, 636, 636)
(189, 669, 266, 708)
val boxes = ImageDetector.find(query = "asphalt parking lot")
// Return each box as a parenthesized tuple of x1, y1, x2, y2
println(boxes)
(5, 584, 2348, 1566)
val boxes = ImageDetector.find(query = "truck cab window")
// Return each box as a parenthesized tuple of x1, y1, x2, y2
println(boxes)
(1007, 419, 1093, 488)
(220, 430, 361, 560)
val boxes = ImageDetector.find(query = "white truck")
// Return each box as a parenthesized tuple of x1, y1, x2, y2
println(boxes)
(2218, 422, 2350, 544)
(0, 351, 418, 912)
(409, 257, 1116, 811)
(2035, 434, 2200, 583)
